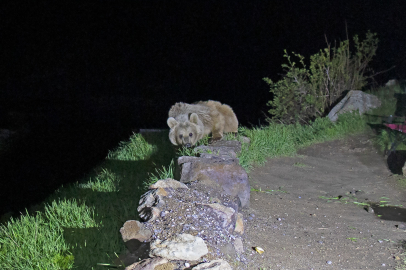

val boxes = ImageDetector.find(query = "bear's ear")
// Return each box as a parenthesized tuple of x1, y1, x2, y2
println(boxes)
(167, 117, 178, 129)
(168, 130, 178, 145)
(189, 113, 199, 124)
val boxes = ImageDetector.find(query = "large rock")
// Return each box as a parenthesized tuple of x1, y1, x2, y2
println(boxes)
(179, 156, 250, 208)
(192, 259, 233, 270)
(150, 233, 208, 261)
(328, 90, 381, 122)
(195, 140, 242, 159)
(120, 220, 152, 243)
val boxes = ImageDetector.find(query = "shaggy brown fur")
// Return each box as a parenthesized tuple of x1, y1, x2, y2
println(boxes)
(167, 100, 238, 147)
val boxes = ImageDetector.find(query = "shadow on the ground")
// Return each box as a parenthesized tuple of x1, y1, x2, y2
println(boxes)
(0, 104, 137, 217)
(387, 150, 406, 175)
(371, 204, 406, 222)
(394, 93, 406, 117)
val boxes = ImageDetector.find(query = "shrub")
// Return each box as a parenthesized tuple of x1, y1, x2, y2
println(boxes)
(264, 31, 378, 124)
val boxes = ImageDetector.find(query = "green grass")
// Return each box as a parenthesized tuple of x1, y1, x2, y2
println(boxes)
(175, 135, 211, 157)
(144, 159, 175, 189)
(107, 132, 157, 161)
(235, 111, 368, 172)
(77, 168, 121, 192)
(44, 199, 100, 229)
(0, 211, 74, 270)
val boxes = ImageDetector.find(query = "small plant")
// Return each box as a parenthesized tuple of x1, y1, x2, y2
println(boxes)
(264, 31, 378, 123)
(144, 159, 175, 189)
(176, 135, 211, 157)
(177, 145, 198, 157)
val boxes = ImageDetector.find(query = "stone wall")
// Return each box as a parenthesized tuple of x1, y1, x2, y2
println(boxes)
(119, 140, 250, 270)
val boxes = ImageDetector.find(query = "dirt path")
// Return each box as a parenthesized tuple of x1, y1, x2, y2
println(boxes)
(240, 134, 406, 270)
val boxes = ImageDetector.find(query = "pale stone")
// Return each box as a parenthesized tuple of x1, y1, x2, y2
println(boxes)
(149, 178, 189, 190)
(328, 90, 381, 122)
(124, 257, 168, 270)
(150, 233, 208, 261)
(155, 262, 175, 270)
(234, 213, 244, 234)
(233, 238, 244, 254)
(192, 259, 233, 270)
(402, 161, 406, 176)
(385, 79, 398, 86)
(155, 187, 168, 196)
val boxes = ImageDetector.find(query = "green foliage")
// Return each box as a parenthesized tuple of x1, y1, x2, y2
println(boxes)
(176, 145, 199, 157)
(144, 159, 175, 189)
(0, 212, 73, 270)
(263, 51, 315, 123)
(237, 112, 368, 171)
(77, 168, 121, 192)
(364, 85, 406, 152)
(44, 199, 100, 229)
(376, 128, 406, 152)
(175, 135, 211, 157)
(107, 132, 157, 161)
(264, 31, 378, 123)
(52, 253, 75, 270)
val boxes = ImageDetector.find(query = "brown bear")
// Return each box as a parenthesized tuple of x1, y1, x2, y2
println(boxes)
(167, 100, 238, 147)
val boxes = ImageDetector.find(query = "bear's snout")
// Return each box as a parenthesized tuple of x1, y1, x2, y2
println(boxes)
(185, 143, 192, 148)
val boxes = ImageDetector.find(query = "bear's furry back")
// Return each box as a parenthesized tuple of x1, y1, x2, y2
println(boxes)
(168, 101, 214, 127)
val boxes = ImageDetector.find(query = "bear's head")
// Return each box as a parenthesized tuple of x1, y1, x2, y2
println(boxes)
(167, 113, 202, 147)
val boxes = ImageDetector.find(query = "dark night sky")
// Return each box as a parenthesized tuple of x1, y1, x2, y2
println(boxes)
(0, 0, 405, 214)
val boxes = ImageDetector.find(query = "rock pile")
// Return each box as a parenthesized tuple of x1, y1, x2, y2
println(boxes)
(119, 140, 250, 270)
